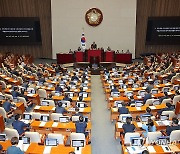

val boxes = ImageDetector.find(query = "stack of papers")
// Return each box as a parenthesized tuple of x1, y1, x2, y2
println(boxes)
(149, 106, 156, 109)
(39, 121, 46, 127)
(52, 122, 58, 127)
(34, 106, 41, 110)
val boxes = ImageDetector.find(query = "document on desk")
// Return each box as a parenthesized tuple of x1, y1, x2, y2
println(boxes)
(147, 146, 156, 153)
(79, 108, 84, 112)
(126, 146, 146, 154)
(34, 106, 41, 110)
(137, 122, 142, 128)
(162, 120, 171, 126)
(43, 146, 52, 154)
(27, 94, 34, 97)
(109, 97, 113, 100)
(52, 122, 58, 127)
(39, 121, 46, 127)
(167, 92, 173, 95)
(136, 107, 141, 110)
(136, 96, 142, 99)
(149, 106, 156, 110)
(117, 122, 123, 128)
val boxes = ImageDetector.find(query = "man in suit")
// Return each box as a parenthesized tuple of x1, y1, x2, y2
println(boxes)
(111, 85, 119, 93)
(2, 98, 15, 112)
(55, 84, 63, 92)
(7, 137, 24, 154)
(118, 102, 129, 114)
(157, 102, 174, 115)
(75, 116, 87, 136)
(63, 93, 72, 102)
(91, 42, 97, 49)
(122, 117, 135, 134)
(55, 102, 67, 114)
(12, 114, 29, 135)
(11, 87, 21, 99)
(166, 117, 180, 136)
(143, 89, 152, 104)
(159, 92, 169, 103)
(146, 81, 154, 93)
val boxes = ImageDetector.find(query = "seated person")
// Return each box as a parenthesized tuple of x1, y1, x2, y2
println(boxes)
(73, 108, 83, 117)
(157, 102, 174, 115)
(75, 116, 87, 136)
(2, 98, 15, 112)
(111, 85, 119, 93)
(11, 87, 21, 99)
(118, 102, 129, 114)
(122, 117, 135, 134)
(127, 96, 135, 106)
(55, 102, 67, 114)
(142, 119, 156, 137)
(55, 84, 63, 92)
(63, 93, 72, 102)
(20, 88, 29, 102)
(159, 92, 169, 103)
(146, 81, 154, 93)
(12, 114, 30, 135)
(7, 137, 24, 154)
(166, 117, 180, 136)
(71, 73, 79, 81)
(141, 107, 153, 117)
(91, 42, 97, 49)
(143, 89, 152, 104)
(47, 93, 53, 100)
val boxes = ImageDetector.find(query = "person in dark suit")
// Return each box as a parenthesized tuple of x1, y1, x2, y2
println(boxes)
(7, 137, 24, 154)
(91, 42, 97, 49)
(12, 114, 29, 135)
(159, 92, 169, 103)
(55, 102, 67, 114)
(141, 107, 153, 117)
(157, 102, 174, 115)
(111, 85, 119, 93)
(122, 117, 135, 134)
(2, 98, 15, 112)
(63, 93, 72, 102)
(11, 87, 21, 99)
(143, 89, 152, 104)
(55, 84, 63, 92)
(166, 117, 180, 136)
(118, 102, 129, 114)
(146, 81, 154, 93)
(75, 116, 87, 136)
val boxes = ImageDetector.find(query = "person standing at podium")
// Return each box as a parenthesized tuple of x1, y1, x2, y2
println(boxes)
(91, 42, 97, 49)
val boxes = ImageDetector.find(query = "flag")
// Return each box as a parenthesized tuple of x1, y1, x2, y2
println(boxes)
(81, 32, 86, 50)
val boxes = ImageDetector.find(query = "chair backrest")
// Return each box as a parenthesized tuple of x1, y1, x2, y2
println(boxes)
(145, 99, 154, 105)
(173, 85, 179, 91)
(51, 113, 63, 121)
(170, 130, 180, 142)
(41, 99, 55, 106)
(161, 98, 172, 105)
(4, 94, 13, 101)
(37, 89, 47, 99)
(146, 131, 162, 144)
(4, 128, 19, 140)
(47, 133, 64, 145)
(173, 95, 180, 106)
(70, 133, 85, 147)
(138, 90, 146, 97)
(17, 77, 23, 84)
(161, 111, 175, 119)
(31, 112, 41, 120)
(0, 80, 6, 89)
(17, 97, 27, 107)
(25, 132, 41, 143)
(0, 107, 7, 118)
(124, 132, 140, 145)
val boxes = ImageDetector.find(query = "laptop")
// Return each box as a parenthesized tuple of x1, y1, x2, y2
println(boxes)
(153, 99, 160, 105)
(141, 115, 151, 122)
(160, 115, 169, 121)
(45, 138, 58, 146)
(163, 87, 170, 93)
(23, 113, 32, 120)
(144, 82, 149, 87)
(139, 91, 146, 97)
(0, 134, 6, 141)
(78, 103, 85, 108)
(41, 100, 49, 106)
(59, 116, 69, 123)
(22, 137, 30, 144)
(131, 137, 144, 146)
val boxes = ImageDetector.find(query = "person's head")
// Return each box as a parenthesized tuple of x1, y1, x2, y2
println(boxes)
(75, 107, 79, 113)
(80, 87, 83, 91)
(126, 117, 132, 124)
(142, 150, 149, 154)
(146, 107, 151, 113)
(58, 102, 63, 107)
(172, 117, 179, 125)
(11, 137, 19, 145)
(166, 102, 172, 108)
(147, 119, 154, 127)
(164, 92, 168, 96)
(79, 116, 84, 122)
(64, 93, 69, 98)
(13, 86, 18, 91)
(15, 114, 21, 121)
(48, 93, 52, 98)
(79, 96, 83, 101)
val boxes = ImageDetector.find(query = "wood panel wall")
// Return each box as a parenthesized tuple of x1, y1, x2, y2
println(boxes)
(0, 0, 52, 58)
(136, 0, 180, 58)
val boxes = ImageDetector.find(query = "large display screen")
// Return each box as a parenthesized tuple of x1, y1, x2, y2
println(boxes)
(146, 17, 180, 45)
(0, 17, 42, 45)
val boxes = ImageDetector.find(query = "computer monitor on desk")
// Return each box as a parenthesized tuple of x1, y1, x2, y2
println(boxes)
(41, 115, 50, 122)
(141, 115, 151, 122)
(160, 115, 169, 121)
(59, 116, 69, 123)
(135, 101, 143, 107)
(122, 116, 132, 123)
(0, 134, 6, 141)
(72, 140, 84, 150)
(22, 137, 30, 144)
(45, 138, 58, 146)
(23, 113, 32, 120)
(41, 100, 49, 106)
(131, 137, 143, 146)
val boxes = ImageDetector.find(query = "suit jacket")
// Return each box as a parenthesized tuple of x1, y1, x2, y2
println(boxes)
(7, 146, 24, 154)
(12, 120, 29, 135)
(143, 93, 151, 103)
(55, 106, 67, 114)
(55, 86, 63, 92)
(75, 121, 87, 134)
(118, 107, 129, 114)
(166, 125, 180, 136)
(11, 91, 21, 98)
(2, 101, 14, 112)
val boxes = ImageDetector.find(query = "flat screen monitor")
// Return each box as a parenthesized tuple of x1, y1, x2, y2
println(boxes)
(139, 91, 146, 97)
(131, 137, 143, 146)
(160, 115, 169, 121)
(0, 134, 6, 141)
(126, 92, 133, 97)
(135, 101, 143, 107)
(78, 103, 85, 108)
(163, 88, 170, 93)
(0, 95, 5, 100)
(72, 140, 84, 147)
(23, 114, 32, 120)
(116, 101, 123, 108)
(157, 136, 170, 145)
(22, 137, 30, 144)
(55, 91, 60, 96)
(174, 85, 179, 90)
(27, 88, 36, 94)
(41, 100, 49, 106)
(112, 92, 120, 97)
(41, 115, 49, 122)
(59, 117, 69, 123)
(141, 115, 151, 122)
(82, 93, 88, 98)
(0, 17, 42, 45)
(152, 89, 158, 94)
(153, 99, 160, 105)
(144, 82, 149, 87)
(45, 138, 57, 146)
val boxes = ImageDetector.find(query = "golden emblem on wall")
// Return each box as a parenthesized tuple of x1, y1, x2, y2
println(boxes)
(85, 8, 103, 27)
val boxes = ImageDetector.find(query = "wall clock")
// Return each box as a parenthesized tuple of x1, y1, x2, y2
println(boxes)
(85, 8, 103, 27)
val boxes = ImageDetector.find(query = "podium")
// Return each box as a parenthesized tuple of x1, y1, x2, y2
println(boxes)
(87, 50, 103, 62)
(75, 51, 85, 62)
(104, 51, 115, 62)
(115, 53, 132, 64)
(56, 53, 74, 64)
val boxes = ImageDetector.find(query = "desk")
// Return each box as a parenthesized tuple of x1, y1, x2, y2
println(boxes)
(56, 53, 74, 64)
(0, 115, 5, 133)
(104, 51, 115, 62)
(115, 53, 132, 64)
(75, 51, 85, 62)
(87, 50, 103, 62)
